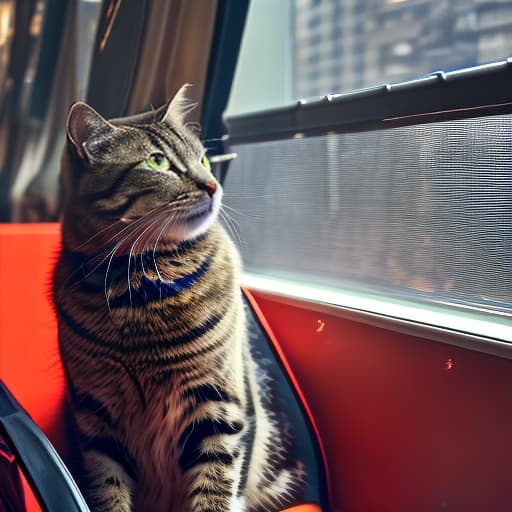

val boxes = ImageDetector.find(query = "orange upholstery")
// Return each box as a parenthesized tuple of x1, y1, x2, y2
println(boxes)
(0, 224, 327, 511)
(280, 506, 322, 512)
(0, 224, 66, 454)
(20, 470, 43, 512)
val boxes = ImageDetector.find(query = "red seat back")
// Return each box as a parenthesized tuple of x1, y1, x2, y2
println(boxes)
(0, 224, 66, 453)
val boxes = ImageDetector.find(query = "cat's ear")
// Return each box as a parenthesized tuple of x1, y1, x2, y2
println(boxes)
(66, 102, 115, 163)
(161, 84, 197, 125)
(110, 104, 167, 126)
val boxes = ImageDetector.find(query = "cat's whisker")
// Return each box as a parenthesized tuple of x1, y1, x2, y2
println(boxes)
(127, 214, 169, 307)
(219, 210, 237, 245)
(143, 211, 172, 270)
(74, 212, 148, 257)
(220, 209, 243, 249)
(221, 206, 243, 231)
(64, 241, 128, 292)
(220, 203, 245, 217)
(100, 205, 168, 249)
(102, 211, 163, 312)
(64, 207, 170, 290)
(219, 210, 236, 242)
(139, 251, 148, 280)
(73, 219, 124, 250)
(152, 209, 179, 281)
(103, 241, 124, 316)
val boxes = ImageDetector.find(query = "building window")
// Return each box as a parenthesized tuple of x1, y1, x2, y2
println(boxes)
(228, 0, 512, 116)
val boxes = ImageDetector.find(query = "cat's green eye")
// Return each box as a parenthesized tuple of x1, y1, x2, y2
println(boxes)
(147, 153, 168, 171)
(201, 154, 211, 172)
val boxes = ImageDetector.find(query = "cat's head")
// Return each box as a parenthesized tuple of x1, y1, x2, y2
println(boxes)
(61, 85, 222, 250)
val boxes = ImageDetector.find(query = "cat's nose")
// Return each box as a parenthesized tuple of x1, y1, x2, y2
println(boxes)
(199, 180, 217, 198)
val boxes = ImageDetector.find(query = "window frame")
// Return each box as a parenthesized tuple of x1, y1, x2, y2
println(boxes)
(225, 59, 512, 145)
(220, 58, 512, 356)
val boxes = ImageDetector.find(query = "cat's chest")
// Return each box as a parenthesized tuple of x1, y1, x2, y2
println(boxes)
(124, 383, 192, 508)
(108, 272, 200, 310)
(73, 264, 197, 340)
(127, 385, 187, 461)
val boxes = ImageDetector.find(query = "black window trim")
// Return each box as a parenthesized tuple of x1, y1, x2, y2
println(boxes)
(225, 58, 512, 146)
(0, 380, 90, 512)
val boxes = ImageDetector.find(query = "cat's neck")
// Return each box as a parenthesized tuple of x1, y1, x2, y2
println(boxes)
(61, 207, 222, 257)
(60, 222, 232, 289)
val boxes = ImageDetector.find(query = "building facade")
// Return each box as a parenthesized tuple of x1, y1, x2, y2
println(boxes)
(294, 0, 512, 99)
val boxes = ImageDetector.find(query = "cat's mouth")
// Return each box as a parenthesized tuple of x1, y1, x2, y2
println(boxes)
(152, 187, 223, 244)
(185, 199, 213, 224)
(173, 193, 221, 241)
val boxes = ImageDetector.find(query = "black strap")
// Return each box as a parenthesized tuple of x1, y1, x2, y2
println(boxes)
(242, 293, 331, 510)
(201, 0, 250, 156)
(0, 381, 90, 512)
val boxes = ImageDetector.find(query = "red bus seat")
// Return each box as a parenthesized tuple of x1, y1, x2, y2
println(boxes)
(0, 223, 329, 511)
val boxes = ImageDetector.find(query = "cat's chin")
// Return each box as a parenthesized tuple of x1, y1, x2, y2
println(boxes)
(106, 192, 223, 253)
(181, 202, 220, 241)
(166, 193, 223, 244)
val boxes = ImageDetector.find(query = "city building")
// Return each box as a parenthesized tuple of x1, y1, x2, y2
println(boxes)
(294, 0, 512, 99)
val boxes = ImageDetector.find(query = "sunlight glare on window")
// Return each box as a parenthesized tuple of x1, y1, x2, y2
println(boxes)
(228, 0, 512, 115)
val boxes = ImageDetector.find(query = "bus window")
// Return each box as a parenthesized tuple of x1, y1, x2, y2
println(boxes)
(222, 0, 512, 342)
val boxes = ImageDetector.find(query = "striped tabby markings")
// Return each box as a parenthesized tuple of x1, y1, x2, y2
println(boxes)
(70, 392, 115, 430)
(150, 318, 238, 376)
(69, 388, 138, 505)
(80, 434, 138, 482)
(82, 450, 134, 512)
(61, 237, 217, 293)
(178, 415, 244, 471)
(181, 382, 240, 406)
(54, 298, 226, 355)
(238, 371, 256, 496)
(61, 331, 148, 410)
(176, 361, 248, 508)
(96, 188, 157, 218)
(108, 252, 214, 308)
(81, 165, 135, 202)
(56, 245, 238, 415)
(57, 246, 233, 352)
(142, 126, 187, 173)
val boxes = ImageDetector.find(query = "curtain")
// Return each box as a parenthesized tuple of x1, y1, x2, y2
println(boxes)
(128, 0, 218, 120)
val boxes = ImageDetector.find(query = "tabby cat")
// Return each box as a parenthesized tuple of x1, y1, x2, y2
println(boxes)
(52, 86, 305, 512)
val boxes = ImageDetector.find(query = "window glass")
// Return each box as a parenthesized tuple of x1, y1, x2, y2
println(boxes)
(222, 114, 512, 322)
(227, 0, 512, 115)
(3, 0, 102, 222)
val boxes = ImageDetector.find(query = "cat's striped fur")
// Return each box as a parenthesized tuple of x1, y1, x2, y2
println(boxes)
(52, 86, 305, 512)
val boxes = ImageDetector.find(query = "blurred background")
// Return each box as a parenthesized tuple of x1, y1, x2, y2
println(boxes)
(0, 0, 218, 222)
(228, 0, 512, 112)
(0, 0, 102, 222)
(0, 0, 511, 222)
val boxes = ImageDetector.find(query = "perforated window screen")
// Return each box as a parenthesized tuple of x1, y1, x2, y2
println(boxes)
(222, 114, 512, 315)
